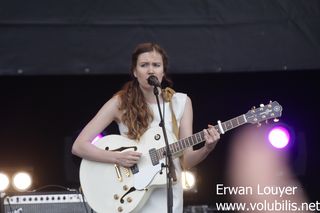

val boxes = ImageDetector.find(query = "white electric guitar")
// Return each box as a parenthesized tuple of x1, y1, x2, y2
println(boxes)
(80, 101, 282, 213)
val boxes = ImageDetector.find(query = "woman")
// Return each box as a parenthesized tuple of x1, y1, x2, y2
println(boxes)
(72, 42, 220, 213)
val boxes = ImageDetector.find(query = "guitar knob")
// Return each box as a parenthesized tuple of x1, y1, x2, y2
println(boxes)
(118, 206, 123, 212)
(123, 185, 128, 191)
(127, 197, 132, 203)
(114, 194, 119, 200)
(154, 134, 161, 140)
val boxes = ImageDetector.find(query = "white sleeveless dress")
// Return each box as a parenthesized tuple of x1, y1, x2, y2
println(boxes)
(117, 92, 187, 213)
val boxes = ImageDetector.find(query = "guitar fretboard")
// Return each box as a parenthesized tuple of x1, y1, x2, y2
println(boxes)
(156, 114, 247, 159)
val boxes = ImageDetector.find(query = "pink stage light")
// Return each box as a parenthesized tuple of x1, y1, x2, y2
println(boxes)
(268, 126, 290, 149)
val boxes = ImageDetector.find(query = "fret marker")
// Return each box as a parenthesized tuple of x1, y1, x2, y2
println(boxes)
(217, 120, 225, 134)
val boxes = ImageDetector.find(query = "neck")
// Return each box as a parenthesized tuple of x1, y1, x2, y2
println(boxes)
(140, 86, 162, 104)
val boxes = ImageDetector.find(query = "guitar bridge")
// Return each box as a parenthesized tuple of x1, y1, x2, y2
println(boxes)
(114, 164, 123, 182)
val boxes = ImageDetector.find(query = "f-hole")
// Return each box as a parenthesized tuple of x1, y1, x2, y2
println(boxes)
(120, 187, 136, 203)
(105, 146, 137, 152)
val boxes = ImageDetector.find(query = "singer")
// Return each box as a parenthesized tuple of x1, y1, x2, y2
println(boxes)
(72, 42, 220, 213)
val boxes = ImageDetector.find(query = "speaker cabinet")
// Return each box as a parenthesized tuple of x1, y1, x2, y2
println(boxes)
(1, 191, 94, 213)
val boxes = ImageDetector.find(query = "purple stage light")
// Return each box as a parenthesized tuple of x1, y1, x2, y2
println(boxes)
(268, 126, 290, 149)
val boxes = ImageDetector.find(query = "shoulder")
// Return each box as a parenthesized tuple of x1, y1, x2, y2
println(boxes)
(172, 92, 191, 106)
(171, 92, 192, 119)
(102, 94, 121, 109)
(172, 92, 187, 100)
(99, 95, 122, 122)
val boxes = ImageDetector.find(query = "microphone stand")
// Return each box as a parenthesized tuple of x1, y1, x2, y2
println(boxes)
(152, 86, 176, 213)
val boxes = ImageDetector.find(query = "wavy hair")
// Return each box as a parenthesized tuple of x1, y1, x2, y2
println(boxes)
(116, 43, 172, 140)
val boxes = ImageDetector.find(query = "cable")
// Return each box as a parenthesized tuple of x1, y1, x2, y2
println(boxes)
(77, 187, 89, 213)
(31, 184, 72, 192)
(3, 194, 13, 213)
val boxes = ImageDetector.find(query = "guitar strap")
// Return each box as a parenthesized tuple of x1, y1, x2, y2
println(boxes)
(162, 87, 180, 183)
(162, 87, 179, 139)
(163, 87, 190, 187)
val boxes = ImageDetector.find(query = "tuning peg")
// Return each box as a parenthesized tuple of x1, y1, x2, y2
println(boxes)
(273, 118, 279, 122)
(269, 100, 273, 103)
(259, 104, 264, 108)
(257, 122, 262, 127)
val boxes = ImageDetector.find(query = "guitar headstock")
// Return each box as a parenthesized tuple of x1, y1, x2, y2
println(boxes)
(245, 101, 282, 125)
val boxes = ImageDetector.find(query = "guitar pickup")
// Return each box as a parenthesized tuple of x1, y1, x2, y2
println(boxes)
(149, 148, 159, 166)
(130, 164, 139, 174)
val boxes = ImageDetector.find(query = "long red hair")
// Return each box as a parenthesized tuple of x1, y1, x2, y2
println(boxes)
(116, 43, 172, 140)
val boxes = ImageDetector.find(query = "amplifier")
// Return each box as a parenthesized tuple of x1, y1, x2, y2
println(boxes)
(1, 191, 94, 213)
(184, 205, 217, 213)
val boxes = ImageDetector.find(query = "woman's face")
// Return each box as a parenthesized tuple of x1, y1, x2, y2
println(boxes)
(133, 50, 164, 90)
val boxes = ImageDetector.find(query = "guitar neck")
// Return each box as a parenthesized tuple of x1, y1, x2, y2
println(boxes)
(155, 114, 247, 159)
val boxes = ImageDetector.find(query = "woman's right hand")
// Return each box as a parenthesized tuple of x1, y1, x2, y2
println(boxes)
(115, 151, 142, 168)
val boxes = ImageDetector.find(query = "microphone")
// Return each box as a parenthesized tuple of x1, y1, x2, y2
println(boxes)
(147, 75, 161, 87)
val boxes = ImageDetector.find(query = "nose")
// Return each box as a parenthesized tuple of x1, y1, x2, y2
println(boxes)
(147, 66, 155, 75)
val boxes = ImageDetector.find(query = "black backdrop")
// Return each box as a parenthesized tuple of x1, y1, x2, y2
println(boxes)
(0, 71, 319, 205)
(1, 0, 320, 75)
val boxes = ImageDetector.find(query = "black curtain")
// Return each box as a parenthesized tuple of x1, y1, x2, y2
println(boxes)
(1, 0, 320, 75)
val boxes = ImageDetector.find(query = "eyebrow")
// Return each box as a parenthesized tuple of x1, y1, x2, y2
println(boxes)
(138, 61, 162, 64)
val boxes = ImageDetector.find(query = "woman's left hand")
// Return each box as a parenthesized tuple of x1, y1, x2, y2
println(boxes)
(203, 124, 220, 151)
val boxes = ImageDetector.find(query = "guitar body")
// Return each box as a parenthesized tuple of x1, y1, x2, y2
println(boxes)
(80, 101, 283, 213)
(80, 127, 177, 213)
